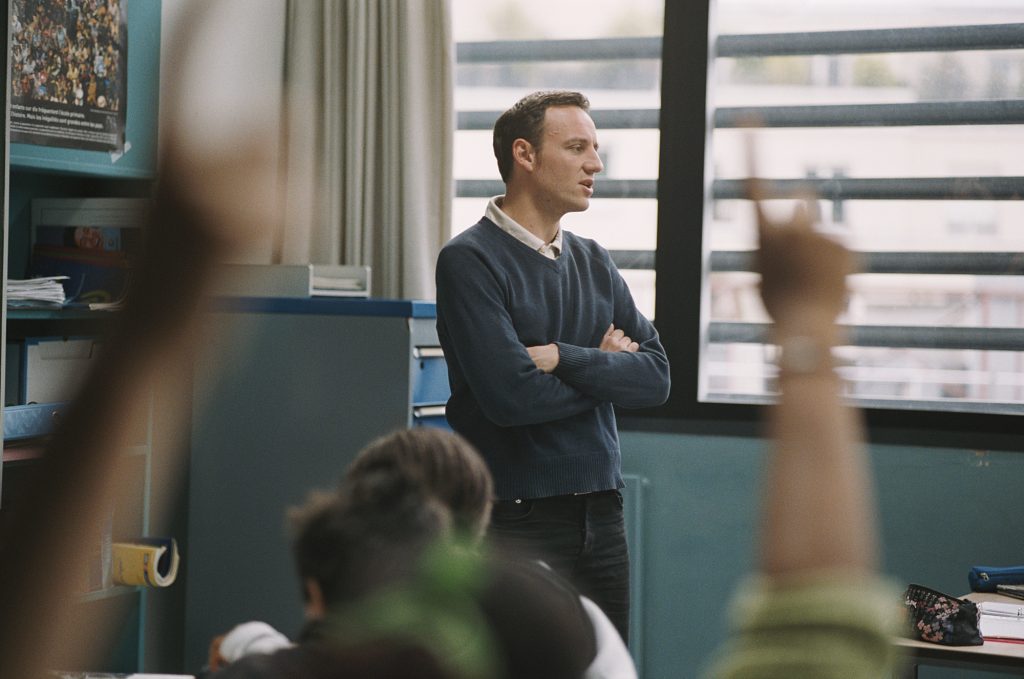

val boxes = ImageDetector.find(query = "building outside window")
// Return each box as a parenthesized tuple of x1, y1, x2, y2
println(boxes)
(702, 0, 1024, 414)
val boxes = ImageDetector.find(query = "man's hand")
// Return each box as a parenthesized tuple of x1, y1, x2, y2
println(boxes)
(600, 324, 639, 353)
(527, 343, 560, 373)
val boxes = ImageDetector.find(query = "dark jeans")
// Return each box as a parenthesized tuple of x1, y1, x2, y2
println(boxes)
(488, 490, 630, 645)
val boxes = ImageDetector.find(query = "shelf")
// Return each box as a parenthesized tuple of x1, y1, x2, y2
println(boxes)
(9, 150, 158, 180)
(2, 443, 45, 463)
(5, 306, 119, 340)
(2, 444, 147, 463)
(78, 585, 139, 604)
(6, 306, 119, 321)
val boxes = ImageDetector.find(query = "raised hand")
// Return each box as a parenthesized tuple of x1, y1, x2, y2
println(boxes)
(746, 144, 855, 338)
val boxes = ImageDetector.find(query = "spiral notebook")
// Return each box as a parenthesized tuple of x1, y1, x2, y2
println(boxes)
(979, 600, 1024, 641)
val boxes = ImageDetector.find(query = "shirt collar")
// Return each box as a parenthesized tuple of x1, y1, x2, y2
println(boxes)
(486, 196, 561, 259)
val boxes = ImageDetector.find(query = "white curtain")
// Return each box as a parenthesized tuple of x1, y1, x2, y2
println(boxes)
(279, 0, 453, 299)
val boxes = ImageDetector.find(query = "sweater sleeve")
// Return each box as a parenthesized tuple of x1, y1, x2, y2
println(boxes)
(701, 574, 905, 679)
(553, 264, 670, 409)
(436, 243, 600, 427)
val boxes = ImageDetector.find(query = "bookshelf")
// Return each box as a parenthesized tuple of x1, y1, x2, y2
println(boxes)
(0, 0, 171, 673)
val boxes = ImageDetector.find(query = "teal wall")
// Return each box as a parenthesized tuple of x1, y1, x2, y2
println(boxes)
(620, 429, 1024, 679)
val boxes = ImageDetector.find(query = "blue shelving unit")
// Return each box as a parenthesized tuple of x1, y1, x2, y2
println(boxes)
(1, 1, 167, 673)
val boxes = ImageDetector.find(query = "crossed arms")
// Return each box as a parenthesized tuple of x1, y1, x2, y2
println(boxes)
(435, 244, 670, 428)
(526, 323, 638, 372)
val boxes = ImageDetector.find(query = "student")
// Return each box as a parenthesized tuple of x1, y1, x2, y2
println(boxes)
(701, 163, 904, 678)
(212, 427, 639, 679)
(435, 90, 671, 643)
(211, 472, 597, 679)
(215, 483, 462, 679)
(342, 428, 638, 679)
(342, 427, 496, 541)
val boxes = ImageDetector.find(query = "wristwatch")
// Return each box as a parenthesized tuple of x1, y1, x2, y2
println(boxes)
(777, 335, 833, 374)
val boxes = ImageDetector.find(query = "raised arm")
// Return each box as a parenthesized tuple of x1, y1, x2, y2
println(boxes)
(751, 187, 877, 577)
(0, 10, 280, 670)
(701, 143, 900, 679)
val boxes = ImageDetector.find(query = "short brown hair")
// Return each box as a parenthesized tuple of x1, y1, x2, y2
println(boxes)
(288, 478, 451, 606)
(492, 90, 591, 183)
(343, 428, 494, 540)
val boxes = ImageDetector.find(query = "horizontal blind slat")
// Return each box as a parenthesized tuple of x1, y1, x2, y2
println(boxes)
(711, 251, 1024, 275)
(457, 179, 657, 199)
(710, 322, 1024, 351)
(712, 177, 1024, 201)
(716, 100, 1024, 128)
(716, 23, 1024, 57)
(457, 37, 662, 63)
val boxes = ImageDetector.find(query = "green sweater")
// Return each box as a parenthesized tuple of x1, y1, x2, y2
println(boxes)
(703, 573, 905, 679)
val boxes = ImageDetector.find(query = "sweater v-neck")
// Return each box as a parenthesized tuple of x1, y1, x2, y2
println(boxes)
(482, 218, 565, 272)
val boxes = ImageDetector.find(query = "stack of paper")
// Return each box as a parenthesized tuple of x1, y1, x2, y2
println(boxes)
(7, 276, 67, 308)
(979, 600, 1024, 641)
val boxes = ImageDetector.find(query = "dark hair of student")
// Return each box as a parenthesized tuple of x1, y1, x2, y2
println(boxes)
(286, 480, 593, 679)
(288, 475, 452, 607)
(342, 427, 494, 540)
(492, 90, 591, 183)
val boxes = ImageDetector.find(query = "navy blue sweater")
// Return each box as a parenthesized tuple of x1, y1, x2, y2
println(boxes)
(435, 218, 671, 500)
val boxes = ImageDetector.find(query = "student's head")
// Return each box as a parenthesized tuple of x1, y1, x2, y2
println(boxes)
(492, 90, 592, 184)
(289, 480, 593, 679)
(343, 428, 494, 541)
(289, 475, 451, 618)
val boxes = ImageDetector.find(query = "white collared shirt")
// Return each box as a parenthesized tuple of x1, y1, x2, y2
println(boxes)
(486, 195, 562, 260)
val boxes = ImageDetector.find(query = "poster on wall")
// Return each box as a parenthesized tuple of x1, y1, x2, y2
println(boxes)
(9, 0, 128, 153)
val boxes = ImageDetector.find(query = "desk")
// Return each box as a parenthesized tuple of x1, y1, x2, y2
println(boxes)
(898, 593, 1024, 677)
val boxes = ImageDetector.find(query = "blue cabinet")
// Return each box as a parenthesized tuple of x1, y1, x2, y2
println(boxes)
(184, 297, 450, 670)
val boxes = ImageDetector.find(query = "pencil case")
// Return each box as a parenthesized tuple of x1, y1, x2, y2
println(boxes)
(968, 565, 1024, 593)
(904, 583, 983, 646)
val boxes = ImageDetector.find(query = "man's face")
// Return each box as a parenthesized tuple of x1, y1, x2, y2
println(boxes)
(530, 105, 604, 217)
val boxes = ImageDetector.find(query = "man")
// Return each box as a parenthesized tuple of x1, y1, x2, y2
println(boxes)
(435, 90, 671, 643)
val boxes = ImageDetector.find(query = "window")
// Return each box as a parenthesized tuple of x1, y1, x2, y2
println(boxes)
(452, 0, 664, 319)
(656, 1, 1024, 423)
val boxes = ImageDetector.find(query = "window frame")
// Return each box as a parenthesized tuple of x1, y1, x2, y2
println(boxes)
(649, 0, 1024, 449)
